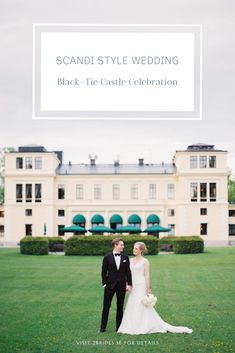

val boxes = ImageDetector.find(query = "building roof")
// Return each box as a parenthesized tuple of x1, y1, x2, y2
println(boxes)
(13, 145, 63, 164)
(56, 163, 176, 175)
(18, 145, 47, 153)
(176, 143, 227, 152)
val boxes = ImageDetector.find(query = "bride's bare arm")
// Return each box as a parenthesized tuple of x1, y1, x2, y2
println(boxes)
(144, 259, 151, 294)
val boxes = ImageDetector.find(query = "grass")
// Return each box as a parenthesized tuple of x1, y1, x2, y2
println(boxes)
(0, 247, 234, 353)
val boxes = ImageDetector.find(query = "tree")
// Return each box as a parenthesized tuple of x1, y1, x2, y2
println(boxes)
(0, 185, 4, 204)
(0, 147, 16, 203)
(228, 176, 235, 203)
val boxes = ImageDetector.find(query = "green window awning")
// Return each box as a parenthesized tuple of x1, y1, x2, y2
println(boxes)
(144, 225, 170, 233)
(146, 214, 160, 224)
(110, 214, 123, 224)
(91, 214, 105, 224)
(115, 225, 141, 233)
(89, 225, 114, 233)
(128, 214, 141, 224)
(72, 214, 86, 225)
(61, 225, 86, 233)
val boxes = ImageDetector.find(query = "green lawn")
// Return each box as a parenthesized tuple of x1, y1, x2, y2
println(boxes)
(0, 248, 234, 353)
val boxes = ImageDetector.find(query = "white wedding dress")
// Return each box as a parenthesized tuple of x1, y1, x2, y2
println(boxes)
(117, 258, 193, 335)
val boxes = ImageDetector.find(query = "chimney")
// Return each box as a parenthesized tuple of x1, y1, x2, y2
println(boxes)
(89, 154, 97, 166)
(138, 158, 144, 166)
(55, 151, 63, 164)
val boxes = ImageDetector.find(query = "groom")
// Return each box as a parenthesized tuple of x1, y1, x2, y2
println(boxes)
(99, 238, 132, 332)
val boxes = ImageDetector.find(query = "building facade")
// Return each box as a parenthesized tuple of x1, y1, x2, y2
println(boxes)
(1, 143, 233, 246)
(0, 204, 4, 246)
(228, 204, 235, 245)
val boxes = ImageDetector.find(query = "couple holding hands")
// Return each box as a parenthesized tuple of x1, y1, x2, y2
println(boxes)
(100, 238, 192, 335)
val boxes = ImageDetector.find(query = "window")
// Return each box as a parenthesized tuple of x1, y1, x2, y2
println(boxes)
(200, 208, 207, 215)
(130, 184, 138, 200)
(16, 184, 23, 202)
(168, 224, 175, 236)
(200, 183, 207, 202)
(209, 183, 216, 202)
(94, 184, 102, 200)
(58, 225, 65, 236)
(58, 184, 65, 199)
(149, 184, 157, 200)
(209, 156, 216, 168)
(35, 157, 42, 169)
(25, 224, 32, 236)
(35, 184, 42, 202)
(25, 157, 33, 169)
(131, 223, 140, 228)
(25, 184, 32, 202)
(190, 183, 198, 202)
(76, 184, 83, 200)
(0, 211, 4, 217)
(0, 225, 4, 237)
(112, 184, 120, 200)
(167, 184, 175, 200)
(25, 209, 32, 216)
(200, 223, 207, 235)
(190, 156, 198, 168)
(168, 209, 175, 216)
(199, 156, 207, 168)
(229, 224, 235, 236)
(16, 157, 23, 169)
(58, 209, 65, 217)
(229, 210, 235, 217)
(191, 182, 216, 203)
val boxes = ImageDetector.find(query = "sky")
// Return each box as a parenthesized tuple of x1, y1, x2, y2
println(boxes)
(0, 0, 234, 171)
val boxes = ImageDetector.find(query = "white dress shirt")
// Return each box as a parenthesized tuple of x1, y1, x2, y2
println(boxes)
(113, 251, 121, 270)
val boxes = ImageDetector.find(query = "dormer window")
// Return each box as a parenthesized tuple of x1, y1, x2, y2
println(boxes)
(209, 156, 216, 168)
(199, 156, 207, 168)
(190, 156, 198, 168)
(190, 155, 217, 169)
(35, 157, 42, 169)
(16, 157, 23, 169)
(25, 157, 33, 169)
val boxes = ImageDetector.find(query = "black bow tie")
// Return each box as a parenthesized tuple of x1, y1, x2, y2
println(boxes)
(114, 253, 121, 256)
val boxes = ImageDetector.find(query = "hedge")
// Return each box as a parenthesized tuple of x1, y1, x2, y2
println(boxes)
(19, 234, 203, 255)
(47, 237, 65, 252)
(173, 236, 204, 254)
(20, 236, 48, 255)
(65, 235, 159, 256)
(159, 236, 176, 251)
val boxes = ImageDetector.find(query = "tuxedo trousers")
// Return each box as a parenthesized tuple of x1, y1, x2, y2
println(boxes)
(101, 282, 126, 331)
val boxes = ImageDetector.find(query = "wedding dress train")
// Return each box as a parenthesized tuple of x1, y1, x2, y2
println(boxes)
(117, 259, 193, 335)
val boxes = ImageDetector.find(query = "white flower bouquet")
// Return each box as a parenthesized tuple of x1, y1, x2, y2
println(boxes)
(141, 293, 157, 307)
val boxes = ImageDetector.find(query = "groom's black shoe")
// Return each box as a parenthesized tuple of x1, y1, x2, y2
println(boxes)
(99, 328, 106, 333)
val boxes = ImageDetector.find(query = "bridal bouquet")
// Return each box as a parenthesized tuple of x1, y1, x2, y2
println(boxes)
(141, 293, 157, 307)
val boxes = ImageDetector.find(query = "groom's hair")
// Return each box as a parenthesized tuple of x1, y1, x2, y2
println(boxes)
(112, 238, 123, 248)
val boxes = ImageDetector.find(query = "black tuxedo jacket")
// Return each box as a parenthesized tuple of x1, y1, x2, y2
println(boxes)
(102, 252, 132, 290)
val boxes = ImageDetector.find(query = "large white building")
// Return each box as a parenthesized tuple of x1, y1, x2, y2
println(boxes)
(1, 143, 235, 247)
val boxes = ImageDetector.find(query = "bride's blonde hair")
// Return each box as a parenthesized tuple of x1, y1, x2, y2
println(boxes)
(134, 242, 148, 254)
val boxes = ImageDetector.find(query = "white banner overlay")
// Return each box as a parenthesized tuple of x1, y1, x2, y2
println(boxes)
(33, 25, 202, 119)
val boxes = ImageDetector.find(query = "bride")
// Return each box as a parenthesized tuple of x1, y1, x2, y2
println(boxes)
(117, 242, 193, 335)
